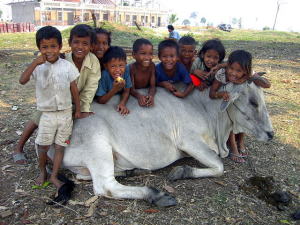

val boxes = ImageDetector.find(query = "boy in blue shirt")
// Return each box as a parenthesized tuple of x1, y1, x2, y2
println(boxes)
(156, 39, 193, 98)
(95, 46, 132, 115)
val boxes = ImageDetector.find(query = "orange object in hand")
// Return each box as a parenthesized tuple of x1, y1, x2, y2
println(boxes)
(190, 74, 202, 86)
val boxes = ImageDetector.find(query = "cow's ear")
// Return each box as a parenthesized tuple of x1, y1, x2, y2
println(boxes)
(219, 83, 246, 112)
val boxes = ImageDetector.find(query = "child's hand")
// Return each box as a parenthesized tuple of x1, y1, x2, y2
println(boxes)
(164, 82, 177, 92)
(113, 79, 125, 92)
(78, 112, 94, 119)
(74, 111, 82, 119)
(196, 82, 208, 91)
(33, 55, 47, 65)
(116, 103, 130, 115)
(220, 91, 230, 101)
(210, 65, 220, 74)
(172, 90, 185, 98)
(146, 95, 154, 107)
(194, 69, 209, 80)
(137, 95, 148, 107)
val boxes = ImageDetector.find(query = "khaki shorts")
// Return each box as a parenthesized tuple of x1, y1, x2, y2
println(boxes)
(35, 108, 73, 147)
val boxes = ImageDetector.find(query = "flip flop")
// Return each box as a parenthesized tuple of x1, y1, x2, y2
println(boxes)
(239, 149, 248, 157)
(229, 153, 246, 163)
(31, 181, 51, 189)
(12, 153, 28, 165)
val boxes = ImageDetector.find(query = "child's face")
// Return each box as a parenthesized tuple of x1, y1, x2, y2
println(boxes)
(69, 35, 91, 61)
(105, 58, 127, 80)
(92, 33, 109, 59)
(133, 44, 153, 68)
(203, 49, 220, 69)
(39, 38, 61, 64)
(179, 44, 196, 64)
(159, 47, 178, 71)
(226, 62, 246, 83)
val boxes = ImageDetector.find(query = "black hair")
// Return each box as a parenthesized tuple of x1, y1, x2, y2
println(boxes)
(198, 39, 225, 63)
(167, 25, 174, 31)
(228, 50, 252, 78)
(132, 38, 153, 53)
(158, 39, 179, 57)
(102, 46, 127, 64)
(69, 24, 94, 44)
(94, 27, 111, 46)
(178, 35, 196, 46)
(36, 26, 62, 48)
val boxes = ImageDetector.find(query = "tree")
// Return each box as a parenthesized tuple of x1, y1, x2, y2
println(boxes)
(200, 17, 206, 25)
(168, 14, 179, 25)
(0, 10, 2, 19)
(182, 19, 191, 26)
(190, 12, 198, 19)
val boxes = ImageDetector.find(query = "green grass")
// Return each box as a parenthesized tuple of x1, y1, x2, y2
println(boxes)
(1, 22, 300, 51)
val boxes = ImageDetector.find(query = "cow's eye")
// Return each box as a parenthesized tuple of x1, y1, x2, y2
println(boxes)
(249, 98, 259, 108)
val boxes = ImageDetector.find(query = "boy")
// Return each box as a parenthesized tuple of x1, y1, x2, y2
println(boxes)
(13, 24, 100, 164)
(156, 39, 193, 98)
(95, 46, 132, 115)
(167, 25, 180, 41)
(130, 38, 156, 107)
(178, 36, 197, 72)
(19, 26, 81, 189)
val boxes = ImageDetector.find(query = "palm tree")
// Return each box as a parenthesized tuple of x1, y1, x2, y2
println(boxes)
(169, 14, 179, 24)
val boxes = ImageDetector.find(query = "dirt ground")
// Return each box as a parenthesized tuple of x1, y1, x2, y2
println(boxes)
(0, 40, 299, 225)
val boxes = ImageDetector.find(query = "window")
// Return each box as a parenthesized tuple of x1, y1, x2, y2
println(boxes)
(58, 11, 62, 21)
(84, 13, 89, 21)
(103, 13, 109, 21)
(151, 16, 155, 23)
(126, 15, 130, 22)
(145, 16, 148, 23)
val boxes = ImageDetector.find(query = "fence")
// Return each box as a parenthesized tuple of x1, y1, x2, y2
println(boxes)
(0, 23, 35, 33)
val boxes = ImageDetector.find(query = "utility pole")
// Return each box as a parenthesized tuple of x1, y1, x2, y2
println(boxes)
(272, 0, 287, 31)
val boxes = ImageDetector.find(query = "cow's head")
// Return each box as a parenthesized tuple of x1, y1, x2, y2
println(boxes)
(220, 82, 274, 141)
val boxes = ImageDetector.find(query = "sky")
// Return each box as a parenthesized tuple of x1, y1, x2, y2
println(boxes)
(158, 0, 300, 32)
(0, 0, 299, 32)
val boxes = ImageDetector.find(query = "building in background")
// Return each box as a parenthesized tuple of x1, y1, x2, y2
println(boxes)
(8, 0, 168, 27)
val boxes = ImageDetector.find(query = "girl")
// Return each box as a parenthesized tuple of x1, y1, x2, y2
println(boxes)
(190, 39, 226, 90)
(209, 50, 252, 163)
(92, 28, 111, 70)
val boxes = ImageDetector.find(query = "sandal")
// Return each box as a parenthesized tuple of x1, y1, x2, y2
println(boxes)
(229, 153, 246, 163)
(12, 153, 28, 165)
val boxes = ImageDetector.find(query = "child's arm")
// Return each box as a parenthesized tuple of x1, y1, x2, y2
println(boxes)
(192, 69, 209, 80)
(96, 80, 125, 104)
(117, 87, 130, 115)
(209, 62, 228, 75)
(251, 73, 271, 88)
(209, 79, 230, 101)
(70, 80, 81, 119)
(129, 68, 148, 107)
(146, 65, 156, 106)
(158, 81, 177, 92)
(173, 83, 194, 98)
(19, 55, 46, 84)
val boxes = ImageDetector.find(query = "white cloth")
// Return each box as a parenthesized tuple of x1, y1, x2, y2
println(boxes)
(32, 58, 80, 111)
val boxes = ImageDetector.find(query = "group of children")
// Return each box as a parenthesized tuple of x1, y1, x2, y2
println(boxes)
(13, 23, 271, 192)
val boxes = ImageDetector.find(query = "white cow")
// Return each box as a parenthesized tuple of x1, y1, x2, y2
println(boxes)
(47, 82, 273, 206)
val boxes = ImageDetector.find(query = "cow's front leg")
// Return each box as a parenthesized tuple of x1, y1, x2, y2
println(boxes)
(168, 136, 223, 181)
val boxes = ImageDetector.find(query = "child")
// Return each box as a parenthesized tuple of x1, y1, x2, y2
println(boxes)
(13, 24, 100, 164)
(167, 25, 180, 41)
(95, 46, 132, 115)
(156, 39, 193, 98)
(209, 50, 252, 163)
(92, 27, 111, 70)
(191, 39, 226, 91)
(19, 26, 81, 189)
(178, 35, 197, 72)
(130, 38, 156, 107)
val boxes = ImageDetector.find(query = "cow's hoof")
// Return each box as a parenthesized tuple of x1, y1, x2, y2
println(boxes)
(168, 165, 193, 181)
(147, 187, 177, 207)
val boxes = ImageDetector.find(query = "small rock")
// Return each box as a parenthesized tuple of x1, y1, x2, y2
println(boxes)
(0, 210, 13, 218)
(99, 211, 108, 216)
(0, 91, 6, 95)
(16, 130, 22, 136)
(11, 105, 18, 111)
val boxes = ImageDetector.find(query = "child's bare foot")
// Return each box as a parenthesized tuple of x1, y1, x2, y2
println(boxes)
(36, 171, 48, 185)
(50, 176, 63, 190)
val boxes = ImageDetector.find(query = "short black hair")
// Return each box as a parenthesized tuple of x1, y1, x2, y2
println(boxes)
(102, 46, 127, 64)
(178, 35, 196, 46)
(69, 24, 94, 44)
(36, 26, 62, 48)
(132, 38, 153, 53)
(94, 27, 111, 46)
(158, 39, 179, 57)
(228, 50, 252, 79)
(167, 25, 174, 30)
(198, 39, 225, 63)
